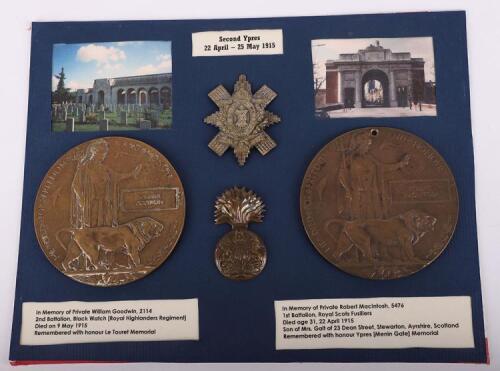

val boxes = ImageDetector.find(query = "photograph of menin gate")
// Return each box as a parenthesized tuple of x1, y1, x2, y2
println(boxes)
(51, 40, 172, 132)
(312, 37, 436, 119)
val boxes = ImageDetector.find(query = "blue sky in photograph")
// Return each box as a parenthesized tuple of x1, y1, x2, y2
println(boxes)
(52, 41, 171, 91)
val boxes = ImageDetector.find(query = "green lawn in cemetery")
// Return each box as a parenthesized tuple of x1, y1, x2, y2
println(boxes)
(52, 122, 142, 131)
(52, 109, 173, 132)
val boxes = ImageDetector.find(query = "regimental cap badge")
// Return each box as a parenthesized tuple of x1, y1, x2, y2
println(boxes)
(204, 74, 281, 166)
(213, 187, 267, 280)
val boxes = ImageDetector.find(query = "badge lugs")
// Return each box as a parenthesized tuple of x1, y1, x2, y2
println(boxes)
(204, 74, 280, 166)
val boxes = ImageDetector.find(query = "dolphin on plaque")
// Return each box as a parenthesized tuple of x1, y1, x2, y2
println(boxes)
(204, 74, 281, 166)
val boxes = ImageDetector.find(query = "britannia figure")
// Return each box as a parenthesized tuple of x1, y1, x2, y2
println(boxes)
(337, 131, 409, 220)
(70, 139, 140, 229)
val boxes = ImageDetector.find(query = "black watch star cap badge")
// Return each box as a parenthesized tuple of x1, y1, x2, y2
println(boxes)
(204, 74, 281, 166)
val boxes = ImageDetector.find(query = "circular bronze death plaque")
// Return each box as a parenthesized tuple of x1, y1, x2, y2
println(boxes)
(34, 137, 185, 286)
(300, 127, 458, 280)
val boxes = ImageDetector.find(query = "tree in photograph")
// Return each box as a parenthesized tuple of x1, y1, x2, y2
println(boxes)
(53, 67, 71, 104)
(313, 62, 326, 98)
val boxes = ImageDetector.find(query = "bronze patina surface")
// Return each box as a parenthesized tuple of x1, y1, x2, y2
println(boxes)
(214, 187, 267, 280)
(34, 137, 185, 286)
(204, 74, 281, 166)
(300, 127, 458, 279)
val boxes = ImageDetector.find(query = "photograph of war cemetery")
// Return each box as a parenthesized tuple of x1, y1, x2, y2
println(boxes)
(51, 41, 172, 132)
(312, 37, 437, 119)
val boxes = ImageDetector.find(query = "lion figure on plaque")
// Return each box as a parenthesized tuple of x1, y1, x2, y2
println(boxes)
(57, 216, 164, 271)
(325, 209, 436, 263)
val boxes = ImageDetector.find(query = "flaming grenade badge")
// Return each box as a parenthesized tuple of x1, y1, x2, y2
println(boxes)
(214, 187, 267, 280)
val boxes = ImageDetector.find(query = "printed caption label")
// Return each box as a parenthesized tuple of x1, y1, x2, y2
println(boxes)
(275, 296, 474, 350)
(21, 299, 199, 345)
(192, 29, 283, 56)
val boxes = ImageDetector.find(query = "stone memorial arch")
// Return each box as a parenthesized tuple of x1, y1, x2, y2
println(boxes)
(75, 73, 172, 109)
(324, 41, 426, 108)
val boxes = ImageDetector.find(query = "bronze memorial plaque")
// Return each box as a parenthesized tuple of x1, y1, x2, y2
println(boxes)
(300, 127, 458, 279)
(214, 187, 267, 280)
(34, 137, 185, 286)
